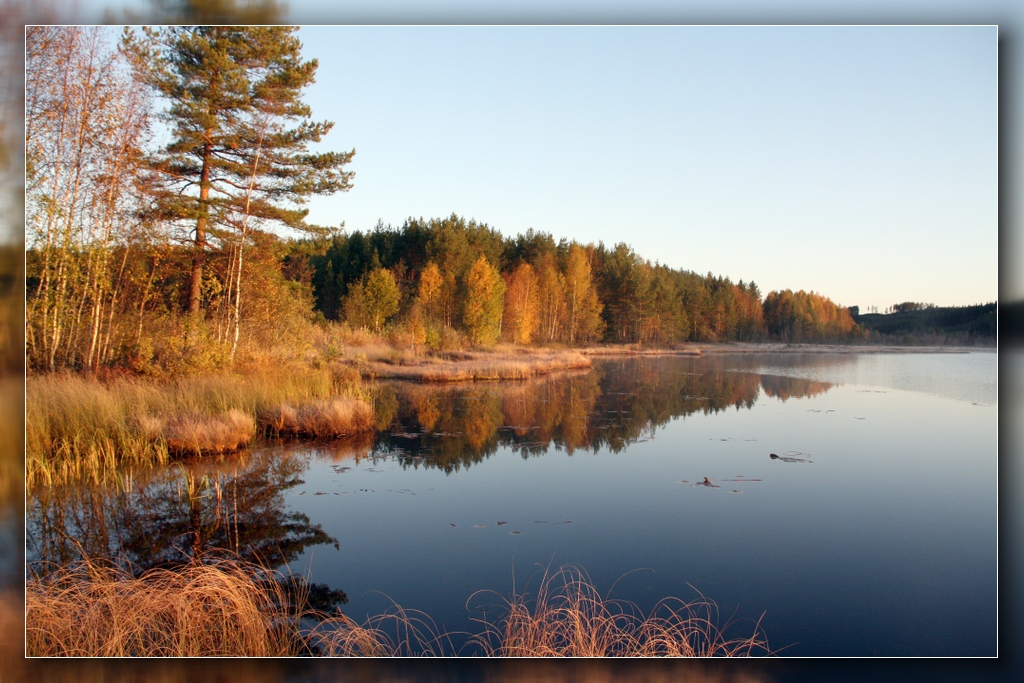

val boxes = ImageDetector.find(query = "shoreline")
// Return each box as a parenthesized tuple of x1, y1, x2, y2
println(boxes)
(580, 341, 992, 356)
(351, 341, 993, 384)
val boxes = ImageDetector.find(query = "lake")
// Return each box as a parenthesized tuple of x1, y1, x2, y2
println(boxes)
(26, 351, 997, 656)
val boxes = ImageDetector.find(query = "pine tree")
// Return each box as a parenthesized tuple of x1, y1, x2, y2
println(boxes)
(127, 26, 354, 315)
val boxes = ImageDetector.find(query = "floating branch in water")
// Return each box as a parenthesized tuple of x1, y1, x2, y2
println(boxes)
(769, 452, 813, 463)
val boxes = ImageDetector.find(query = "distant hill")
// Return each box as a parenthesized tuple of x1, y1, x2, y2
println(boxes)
(852, 303, 996, 346)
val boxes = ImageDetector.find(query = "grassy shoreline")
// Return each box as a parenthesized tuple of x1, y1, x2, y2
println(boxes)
(25, 364, 372, 490)
(25, 341, 990, 490)
(361, 348, 593, 381)
(25, 555, 769, 657)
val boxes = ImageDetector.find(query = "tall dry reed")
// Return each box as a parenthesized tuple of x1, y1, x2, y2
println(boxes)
(139, 409, 256, 455)
(26, 558, 770, 658)
(258, 397, 375, 438)
(466, 566, 770, 657)
(26, 556, 301, 657)
(26, 364, 370, 490)
(366, 349, 592, 382)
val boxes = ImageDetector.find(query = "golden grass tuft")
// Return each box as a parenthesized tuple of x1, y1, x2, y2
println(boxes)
(26, 558, 770, 658)
(467, 566, 770, 657)
(310, 601, 457, 657)
(142, 409, 256, 456)
(259, 397, 375, 438)
(365, 349, 593, 382)
(26, 557, 301, 657)
(26, 364, 370, 490)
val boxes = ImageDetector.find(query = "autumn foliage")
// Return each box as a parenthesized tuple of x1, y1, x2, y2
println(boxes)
(24, 27, 864, 377)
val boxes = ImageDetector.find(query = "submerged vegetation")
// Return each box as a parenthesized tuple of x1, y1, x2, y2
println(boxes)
(26, 555, 768, 657)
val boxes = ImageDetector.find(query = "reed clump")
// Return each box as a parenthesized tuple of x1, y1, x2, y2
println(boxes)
(258, 397, 375, 438)
(26, 558, 770, 657)
(365, 349, 593, 382)
(26, 557, 301, 657)
(139, 409, 256, 456)
(467, 566, 770, 657)
(26, 364, 370, 491)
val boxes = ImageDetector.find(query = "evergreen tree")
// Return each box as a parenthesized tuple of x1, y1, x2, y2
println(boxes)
(127, 26, 354, 314)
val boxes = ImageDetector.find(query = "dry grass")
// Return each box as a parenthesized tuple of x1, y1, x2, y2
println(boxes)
(468, 566, 770, 657)
(25, 559, 769, 658)
(139, 409, 256, 456)
(310, 601, 458, 657)
(364, 349, 593, 382)
(259, 397, 375, 438)
(580, 344, 703, 357)
(26, 364, 369, 490)
(26, 557, 301, 657)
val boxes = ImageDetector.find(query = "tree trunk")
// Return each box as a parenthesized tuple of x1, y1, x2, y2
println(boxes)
(189, 136, 213, 314)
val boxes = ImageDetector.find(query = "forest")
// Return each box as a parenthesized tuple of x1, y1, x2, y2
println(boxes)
(24, 25, 865, 377)
(852, 303, 996, 345)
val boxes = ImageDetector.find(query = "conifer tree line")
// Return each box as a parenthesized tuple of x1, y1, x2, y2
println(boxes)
(24, 25, 859, 373)
(299, 215, 858, 348)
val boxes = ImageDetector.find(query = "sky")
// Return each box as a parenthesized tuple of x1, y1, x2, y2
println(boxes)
(290, 25, 996, 312)
(55, 4, 1011, 311)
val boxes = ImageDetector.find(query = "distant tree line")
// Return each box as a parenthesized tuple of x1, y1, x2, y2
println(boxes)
(852, 303, 996, 345)
(295, 215, 861, 347)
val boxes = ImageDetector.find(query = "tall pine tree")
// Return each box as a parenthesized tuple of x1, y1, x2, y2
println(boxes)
(127, 26, 354, 314)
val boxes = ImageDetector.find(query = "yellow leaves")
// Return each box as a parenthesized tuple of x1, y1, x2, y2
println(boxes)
(418, 261, 442, 305)
(346, 267, 400, 333)
(503, 261, 540, 345)
(462, 255, 505, 347)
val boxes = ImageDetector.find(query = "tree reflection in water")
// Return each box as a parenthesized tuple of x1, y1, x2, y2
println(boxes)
(367, 356, 835, 473)
(27, 356, 835, 614)
(28, 448, 348, 612)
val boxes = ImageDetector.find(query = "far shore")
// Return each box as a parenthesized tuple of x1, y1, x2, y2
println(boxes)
(581, 341, 993, 356)
(348, 340, 992, 384)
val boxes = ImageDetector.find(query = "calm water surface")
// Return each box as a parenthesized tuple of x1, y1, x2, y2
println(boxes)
(27, 352, 997, 656)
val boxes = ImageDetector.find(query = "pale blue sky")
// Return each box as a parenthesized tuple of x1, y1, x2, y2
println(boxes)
(67, 4, 1010, 310)
(292, 25, 996, 312)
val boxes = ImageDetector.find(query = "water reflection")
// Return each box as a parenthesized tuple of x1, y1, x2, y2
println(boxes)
(28, 449, 345, 609)
(26, 357, 838, 616)
(364, 357, 834, 473)
(759, 375, 833, 401)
